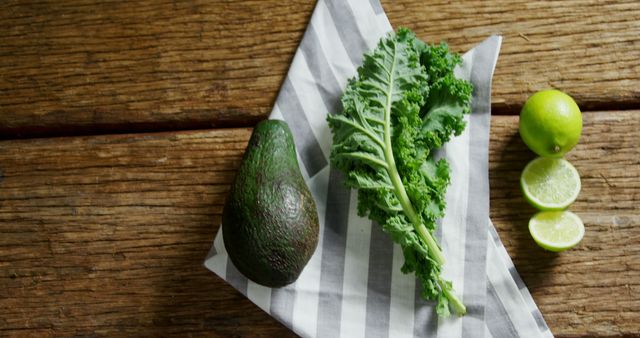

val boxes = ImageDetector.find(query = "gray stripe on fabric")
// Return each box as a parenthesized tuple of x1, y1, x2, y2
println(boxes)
(488, 222, 501, 244)
(315, 168, 351, 338)
(364, 222, 393, 338)
(508, 265, 526, 290)
(487, 281, 520, 338)
(369, 0, 385, 15)
(277, 78, 328, 177)
(324, 0, 370, 66)
(413, 217, 442, 336)
(299, 23, 344, 115)
(531, 309, 549, 332)
(225, 259, 248, 296)
(488, 218, 551, 334)
(270, 286, 296, 326)
(413, 279, 438, 337)
(462, 36, 501, 336)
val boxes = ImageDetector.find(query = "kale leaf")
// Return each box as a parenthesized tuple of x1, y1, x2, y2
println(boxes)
(327, 28, 472, 316)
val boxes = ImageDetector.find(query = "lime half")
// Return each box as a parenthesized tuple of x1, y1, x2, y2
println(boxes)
(529, 211, 585, 252)
(521, 157, 581, 210)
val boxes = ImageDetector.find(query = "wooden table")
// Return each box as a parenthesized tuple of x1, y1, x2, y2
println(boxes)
(1, 1, 638, 337)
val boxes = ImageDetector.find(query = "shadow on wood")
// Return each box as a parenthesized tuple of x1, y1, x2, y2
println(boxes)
(489, 127, 558, 290)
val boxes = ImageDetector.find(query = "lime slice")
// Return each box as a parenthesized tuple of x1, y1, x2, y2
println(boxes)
(520, 157, 581, 210)
(529, 211, 585, 252)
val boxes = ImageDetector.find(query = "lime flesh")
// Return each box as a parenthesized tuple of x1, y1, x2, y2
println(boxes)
(521, 157, 581, 211)
(529, 211, 585, 252)
(519, 89, 582, 157)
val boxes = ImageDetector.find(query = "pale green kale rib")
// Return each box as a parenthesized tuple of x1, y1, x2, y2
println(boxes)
(327, 28, 472, 317)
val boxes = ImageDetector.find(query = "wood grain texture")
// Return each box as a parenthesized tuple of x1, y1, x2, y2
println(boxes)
(385, 0, 640, 113)
(0, 129, 294, 337)
(1, 0, 639, 138)
(0, 112, 638, 337)
(0, 0, 314, 138)
(489, 111, 640, 337)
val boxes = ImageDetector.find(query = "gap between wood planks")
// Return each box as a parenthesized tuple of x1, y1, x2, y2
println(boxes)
(1, 106, 638, 141)
(2, 0, 640, 140)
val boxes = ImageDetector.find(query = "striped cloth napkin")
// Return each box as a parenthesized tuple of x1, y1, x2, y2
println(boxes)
(205, 0, 553, 337)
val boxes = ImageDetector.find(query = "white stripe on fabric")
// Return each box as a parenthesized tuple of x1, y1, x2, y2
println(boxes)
(437, 48, 475, 338)
(291, 166, 330, 337)
(291, 273, 319, 336)
(270, 285, 296, 332)
(247, 281, 272, 314)
(346, 0, 390, 49)
(487, 237, 543, 338)
(270, 103, 284, 120)
(498, 253, 546, 333)
(314, 0, 357, 88)
(388, 243, 416, 338)
(299, 24, 345, 116)
(437, 112, 472, 338)
(276, 78, 328, 177)
(272, 104, 312, 181)
(488, 219, 551, 337)
(214, 230, 225, 255)
(287, 53, 333, 159)
(323, 0, 369, 66)
(456, 49, 475, 94)
(462, 37, 501, 336)
(521, 286, 537, 312)
(339, 190, 373, 338)
(204, 232, 227, 279)
(226, 259, 248, 295)
(364, 222, 394, 338)
(204, 237, 217, 258)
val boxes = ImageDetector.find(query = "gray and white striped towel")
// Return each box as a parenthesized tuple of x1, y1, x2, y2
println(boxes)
(205, 0, 553, 337)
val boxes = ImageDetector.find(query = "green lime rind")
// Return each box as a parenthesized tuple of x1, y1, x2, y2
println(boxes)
(528, 211, 585, 252)
(519, 89, 582, 158)
(520, 157, 581, 211)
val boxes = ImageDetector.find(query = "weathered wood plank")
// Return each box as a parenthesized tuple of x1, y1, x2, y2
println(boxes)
(0, 111, 638, 337)
(386, 0, 640, 113)
(1, 0, 639, 138)
(0, 129, 296, 337)
(489, 112, 640, 337)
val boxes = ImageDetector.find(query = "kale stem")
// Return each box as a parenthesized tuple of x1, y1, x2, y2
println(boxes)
(382, 39, 445, 267)
(438, 278, 467, 316)
(415, 222, 445, 264)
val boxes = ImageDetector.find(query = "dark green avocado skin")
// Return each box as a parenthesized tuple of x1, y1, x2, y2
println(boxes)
(222, 120, 319, 288)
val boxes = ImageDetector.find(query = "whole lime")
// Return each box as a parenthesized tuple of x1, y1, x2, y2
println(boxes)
(519, 89, 582, 157)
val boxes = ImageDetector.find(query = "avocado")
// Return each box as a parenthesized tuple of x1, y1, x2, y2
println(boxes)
(222, 119, 319, 287)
